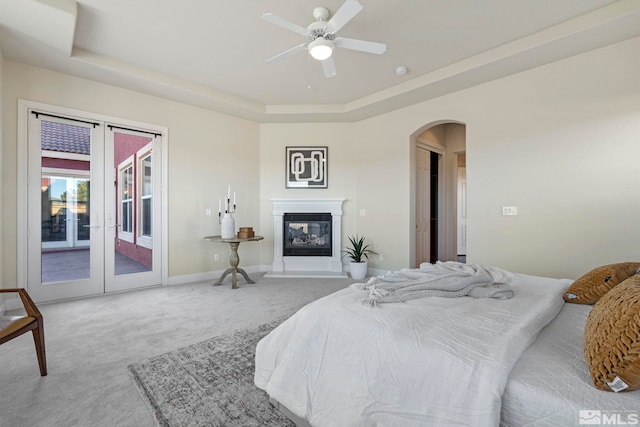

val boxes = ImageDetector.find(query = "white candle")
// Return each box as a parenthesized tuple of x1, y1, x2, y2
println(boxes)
(233, 192, 236, 205)
(227, 185, 231, 199)
(218, 199, 221, 213)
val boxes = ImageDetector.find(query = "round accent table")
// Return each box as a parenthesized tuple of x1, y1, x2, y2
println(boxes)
(203, 235, 264, 289)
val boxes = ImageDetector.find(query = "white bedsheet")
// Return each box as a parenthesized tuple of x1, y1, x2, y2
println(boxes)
(501, 303, 640, 426)
(254, 272, 571, 427)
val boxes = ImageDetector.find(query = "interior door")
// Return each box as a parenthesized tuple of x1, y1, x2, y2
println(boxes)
(28, 114, 105, 302)
(416, 146, 430, 266)
(104, 127, 162, 292)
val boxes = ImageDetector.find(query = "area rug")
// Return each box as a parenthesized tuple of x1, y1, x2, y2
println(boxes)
(127, 318, 295, 427)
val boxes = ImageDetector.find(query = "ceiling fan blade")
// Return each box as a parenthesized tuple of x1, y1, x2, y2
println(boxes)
(262, 13, 308, 36)
(266, 43, 308, 63)
(335, 37, 386, 55)
(326, 0, 363, 33)
(321, 56, 337, 78)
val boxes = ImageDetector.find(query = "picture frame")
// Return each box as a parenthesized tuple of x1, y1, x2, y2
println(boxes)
(285, 146, 328, 189)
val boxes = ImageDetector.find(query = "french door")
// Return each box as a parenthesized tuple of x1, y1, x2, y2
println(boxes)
(104, 127, 162, 292)
(26, 109, 163, 302)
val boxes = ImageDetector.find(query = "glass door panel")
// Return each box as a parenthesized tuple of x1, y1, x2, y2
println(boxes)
(28, 115, 104, 301)
(105, 128, 161, 292)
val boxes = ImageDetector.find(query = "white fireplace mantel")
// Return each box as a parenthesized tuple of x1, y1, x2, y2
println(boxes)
(266, 199, 348, 278)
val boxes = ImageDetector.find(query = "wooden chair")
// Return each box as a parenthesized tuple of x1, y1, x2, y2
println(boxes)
(0, 288, 47, 376)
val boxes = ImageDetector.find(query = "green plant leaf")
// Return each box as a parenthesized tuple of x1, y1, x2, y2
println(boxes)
(341, 234, 377, 263)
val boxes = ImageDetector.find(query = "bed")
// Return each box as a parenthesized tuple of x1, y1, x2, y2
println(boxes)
(254, 264, 640, 427)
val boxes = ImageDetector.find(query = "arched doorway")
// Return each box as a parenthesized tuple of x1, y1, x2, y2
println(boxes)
(409, 121, 466, 267)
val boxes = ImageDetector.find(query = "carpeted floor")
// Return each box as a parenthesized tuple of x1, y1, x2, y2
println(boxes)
(0, 275, 351, 427)
(128, 318, 294, 427)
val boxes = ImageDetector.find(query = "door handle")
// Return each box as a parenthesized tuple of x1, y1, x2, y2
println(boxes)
(83, 213, 100, 229)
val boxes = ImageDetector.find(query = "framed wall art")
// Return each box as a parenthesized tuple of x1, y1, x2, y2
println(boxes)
(285, 146, 328, 189)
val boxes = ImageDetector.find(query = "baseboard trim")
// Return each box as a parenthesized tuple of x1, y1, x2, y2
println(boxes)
(264, 271, 349, 279)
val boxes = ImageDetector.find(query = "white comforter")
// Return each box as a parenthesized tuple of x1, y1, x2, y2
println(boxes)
(254, 271, 571, 427)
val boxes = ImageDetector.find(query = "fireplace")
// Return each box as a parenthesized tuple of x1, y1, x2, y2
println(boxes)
(284, 213, 332, 257)
(266, 199, 347, 278)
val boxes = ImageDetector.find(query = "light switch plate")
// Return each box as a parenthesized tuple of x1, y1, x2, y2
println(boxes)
(502, 206, 518, 216)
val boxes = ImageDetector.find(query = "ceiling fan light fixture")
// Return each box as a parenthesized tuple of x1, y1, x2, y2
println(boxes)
(308, 38, 334, 60)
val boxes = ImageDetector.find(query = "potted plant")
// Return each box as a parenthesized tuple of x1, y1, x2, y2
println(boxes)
(343, 234, 377, 280)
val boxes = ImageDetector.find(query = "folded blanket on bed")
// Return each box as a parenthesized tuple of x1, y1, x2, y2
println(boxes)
(353, 261, 514, 306)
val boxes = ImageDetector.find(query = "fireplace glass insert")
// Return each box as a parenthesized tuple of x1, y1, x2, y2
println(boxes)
(283, 213, 332, 256)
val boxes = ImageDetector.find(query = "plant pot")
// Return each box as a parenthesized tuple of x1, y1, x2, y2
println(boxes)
(350, 261, 368, 280)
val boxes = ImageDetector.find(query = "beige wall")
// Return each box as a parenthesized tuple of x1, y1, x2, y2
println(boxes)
(463, 39, 640, 278)
(3, 35, 640, 288)
(352, 35, 640, 279)
(258, 123, 359, 267)
(258, 118, 410, 271)
(1, 61, 260, 287)
(256, 36, 640, 279)
(0, 48, 4, 295)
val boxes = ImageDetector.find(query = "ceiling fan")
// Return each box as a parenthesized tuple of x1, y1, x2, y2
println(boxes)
(262, 0, 387, 78)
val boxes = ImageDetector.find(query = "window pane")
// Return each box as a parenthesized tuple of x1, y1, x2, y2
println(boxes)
(122, 200, 132, 233)
(122, 166, 133, 200)
(142, 198, 151, 237)
(143, 154, 152, 196)
(120, 165, 133, 234)
(76, 178, 90, 241)
(42, 177, 68, 242)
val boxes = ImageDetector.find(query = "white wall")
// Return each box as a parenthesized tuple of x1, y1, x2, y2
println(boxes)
(1, 61, 260, 287)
